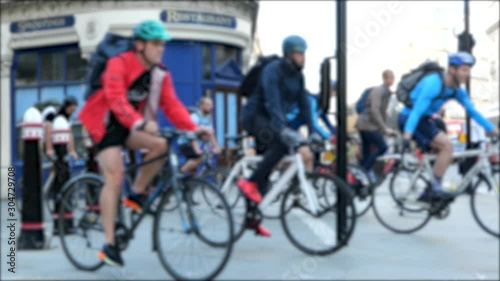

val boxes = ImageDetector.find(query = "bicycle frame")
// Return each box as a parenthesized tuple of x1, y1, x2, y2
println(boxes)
(118, 135, 204, 236)
(221, 152, 322, 215)
(380, 140, 498, 198)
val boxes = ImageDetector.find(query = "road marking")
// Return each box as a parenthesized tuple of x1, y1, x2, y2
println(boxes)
(290, 209, 337, 247)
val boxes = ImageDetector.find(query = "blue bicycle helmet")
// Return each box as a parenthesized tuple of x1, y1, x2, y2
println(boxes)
(282, 35, 307, 54)
(133, 20, 172, 41)
(331, 80, 337, 89)
(448, 52, 475, 66)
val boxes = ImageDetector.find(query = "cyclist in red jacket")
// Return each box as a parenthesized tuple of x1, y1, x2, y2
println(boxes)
(78, 20, 211, 267)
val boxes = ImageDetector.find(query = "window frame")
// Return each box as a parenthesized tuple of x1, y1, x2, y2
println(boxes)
(12, 44, 86, 165)
(213, 86, 241, 148)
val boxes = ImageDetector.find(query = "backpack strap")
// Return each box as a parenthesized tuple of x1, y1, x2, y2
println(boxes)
(144, 65, 167, 121)
(434, 72, 447, 102)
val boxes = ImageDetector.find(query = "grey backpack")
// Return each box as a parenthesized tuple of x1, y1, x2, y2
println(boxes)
(396, 61, 444, 108)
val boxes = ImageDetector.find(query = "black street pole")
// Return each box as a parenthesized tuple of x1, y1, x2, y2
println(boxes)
(336, 0, 347, 242)
(464, 0, 471, 148)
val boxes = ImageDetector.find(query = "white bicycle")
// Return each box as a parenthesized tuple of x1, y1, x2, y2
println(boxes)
(220, 138, 357, 256)
(372, 136, 499, 237)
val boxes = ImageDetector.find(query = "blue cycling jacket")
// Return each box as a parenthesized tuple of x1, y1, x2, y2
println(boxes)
(241, 58, 313, 133)
(401, 73, 494, 133)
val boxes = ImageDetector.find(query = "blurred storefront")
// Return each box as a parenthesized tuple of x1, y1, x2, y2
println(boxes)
(0, 0, 258, 196)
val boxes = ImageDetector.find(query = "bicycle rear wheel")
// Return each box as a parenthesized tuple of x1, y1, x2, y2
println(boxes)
(154, 178, 233, 281)
(371, 169, 432, 234)
(280, 173, 356, 256)
(470, 173, 499, 238)
(58, 173, 104, 271)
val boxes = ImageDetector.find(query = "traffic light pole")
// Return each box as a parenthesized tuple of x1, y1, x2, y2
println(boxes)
(336, 0, 347, 243)
(464, 0, 471, 148)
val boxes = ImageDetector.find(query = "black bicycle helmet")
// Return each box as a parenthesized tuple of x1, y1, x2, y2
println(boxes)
(63, 95, 78, 106)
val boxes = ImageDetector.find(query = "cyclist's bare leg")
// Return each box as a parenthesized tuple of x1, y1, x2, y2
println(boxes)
(179, 140, 203, 173)
(429, 132, 453, 178)
(125, 131, 168, 193)
(97, 146, 124, 245)
(180, 158, 203, 174)
(299, 146, 314, 171)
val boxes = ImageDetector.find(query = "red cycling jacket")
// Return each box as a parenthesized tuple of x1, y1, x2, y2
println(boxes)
(78, 50, 196, 143)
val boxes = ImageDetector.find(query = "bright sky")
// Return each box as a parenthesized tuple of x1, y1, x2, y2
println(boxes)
(256, 0, 498, 104)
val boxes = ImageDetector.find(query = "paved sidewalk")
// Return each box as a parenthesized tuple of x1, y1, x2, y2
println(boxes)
(1, 189, 498, 280)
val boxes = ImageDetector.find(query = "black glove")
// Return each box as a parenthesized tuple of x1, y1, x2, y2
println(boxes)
(308, 132, 323, 144)
(280, 128, 304, 148)
(308, 132, 324, 153)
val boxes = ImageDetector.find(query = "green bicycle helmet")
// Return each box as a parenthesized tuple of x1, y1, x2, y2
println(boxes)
(133, 20, 172, 41)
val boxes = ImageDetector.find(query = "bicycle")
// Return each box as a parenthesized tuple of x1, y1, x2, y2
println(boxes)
(17, 153, 84, 217)
(207, 134, 298, 220)
(220, 137, 357, 256)
(371, 136, 499, 237)
(56, 128, 234, 281)
(315, 135, 374, 217)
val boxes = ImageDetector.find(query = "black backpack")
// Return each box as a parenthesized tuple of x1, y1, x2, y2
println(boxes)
(354, 87, 373, 114)
(83, 33, 135, 100)
(238, 55, 280, 97)
(396, 61, 445, 108)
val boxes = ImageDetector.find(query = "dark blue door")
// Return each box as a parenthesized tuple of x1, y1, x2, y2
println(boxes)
(159, 41, 201, 128)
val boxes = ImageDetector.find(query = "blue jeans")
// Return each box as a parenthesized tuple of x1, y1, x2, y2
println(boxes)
(359, 130, 388, 171)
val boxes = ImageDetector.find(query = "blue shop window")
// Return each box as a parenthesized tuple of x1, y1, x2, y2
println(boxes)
(15, 88, 38, 123)
(227, 93, 237, 148)
(67, 84, 85, 121)
(66, 48, 87, 81)
(15, 53, 37, 86)
(202, 44, 212, 81)
(41, 86, 64, 104)
(40, 51, 64, 81)
(215, 92, 225, 147)
(12, 45, 87, 163)
(215, 44, 238, 69)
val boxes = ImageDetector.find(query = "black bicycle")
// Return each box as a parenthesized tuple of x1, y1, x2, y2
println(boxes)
(56, 128, 234, 280)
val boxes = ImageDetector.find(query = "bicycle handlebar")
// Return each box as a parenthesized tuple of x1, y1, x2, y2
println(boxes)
(159, 128, 198, 141)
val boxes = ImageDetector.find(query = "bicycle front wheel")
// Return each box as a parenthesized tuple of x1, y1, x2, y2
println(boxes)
(202, 167, 241, 208)
(280, 173, 356, 256)
(154, 178, 233, 281)
(470, 173, 499, 238)
(371, 169, 432, 234)
(58, 173, 104, 271)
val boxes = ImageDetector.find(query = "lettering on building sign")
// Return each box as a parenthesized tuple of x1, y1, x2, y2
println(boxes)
(160, 10, 236, 29)
(10, 15, 75, 33)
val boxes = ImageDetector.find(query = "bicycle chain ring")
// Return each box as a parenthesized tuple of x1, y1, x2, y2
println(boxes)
(114, 222, 130, 251)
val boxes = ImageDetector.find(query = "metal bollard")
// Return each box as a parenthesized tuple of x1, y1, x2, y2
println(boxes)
(51, 115, 73, 235)
(18, 107, 46, 250)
